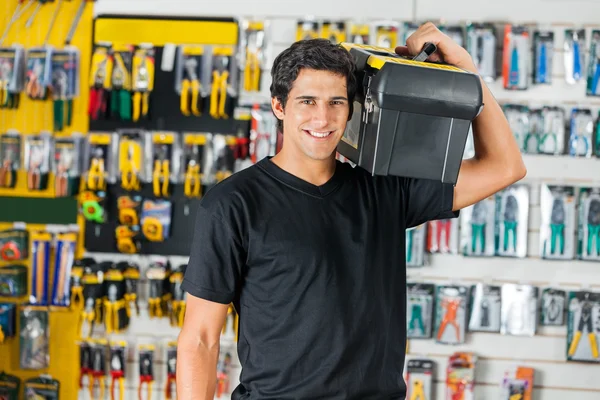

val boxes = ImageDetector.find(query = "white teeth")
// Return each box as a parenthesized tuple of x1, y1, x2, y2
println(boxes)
(307, 130, 332, 138)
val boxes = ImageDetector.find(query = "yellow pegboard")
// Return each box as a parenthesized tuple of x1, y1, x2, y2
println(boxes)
(0, 0, 94, 199)
(0, 0, 94, 397)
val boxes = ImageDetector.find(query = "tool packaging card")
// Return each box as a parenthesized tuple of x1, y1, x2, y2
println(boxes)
(495, 184, 529, 258)
(566, 291, 600, 363)
(435, 285, 468, 345)
(406, 283, 434, 339)
(540, 184, 576, 260)
(540, 288, 566, 326)
(468, 283, 502, 332)
(501, 284, 538, 336)
(405, 358, 435, 400)
(577, 187, 600, 260)
(460, 196, 496, 257)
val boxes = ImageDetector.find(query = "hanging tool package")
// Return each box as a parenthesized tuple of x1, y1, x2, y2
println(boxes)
(336, 42, 483, 184)
(566, 290, 600, 363)
(540, 184, 576, 260)
(495, 184, 530, 258)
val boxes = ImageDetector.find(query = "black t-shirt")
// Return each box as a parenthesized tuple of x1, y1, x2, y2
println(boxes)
(182, 157, 457, 400)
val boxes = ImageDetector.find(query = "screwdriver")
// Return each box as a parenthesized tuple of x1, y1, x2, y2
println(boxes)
(65, 0, 95, 45)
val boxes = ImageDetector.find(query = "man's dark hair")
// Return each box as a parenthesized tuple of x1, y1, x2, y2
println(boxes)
(269, 39, 357, 132)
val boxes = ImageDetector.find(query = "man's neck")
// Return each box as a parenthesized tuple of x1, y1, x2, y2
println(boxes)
(270, 151, 337, 187)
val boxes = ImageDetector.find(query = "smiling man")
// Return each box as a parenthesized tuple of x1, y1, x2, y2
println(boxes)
(177, 22, 526, 400)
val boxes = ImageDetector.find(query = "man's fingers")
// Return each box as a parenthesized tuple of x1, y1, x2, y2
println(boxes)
(394, 46, 410, 57)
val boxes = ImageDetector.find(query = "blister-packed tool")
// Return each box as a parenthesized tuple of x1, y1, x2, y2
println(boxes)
(115, 225, 141, 254)
(569, 108, 594, 157)
(321, 20, 346, 43)
(587, 30, 600, 96)
(117, 129, 150, 192)
(0, 228, 28, 261)
(169, 264, 186, 328)
(0, 303, 16, 343)
(406, 282, 434, 339)
(176, 45, 204, 117)
(210, 47, 236, 119)
(147, 260, 171, 318)
(141, 199, 172, 242)
(31, 231, 52, 305)
(0, 131, 21, 189)
(117, 194, 142, 226)
(216, 350, 233, 397)
(372, 20, 399, 48)
(566, 290, 600, 362)
(296, 18, 319, 41)
(110, 44, 133, 121)
(503, 24, 530, 90)
(165, 342, 177, 399)
(83, 132, 117, 192)
(533, 30, 553, 84)
(23, 375, 59, 399)
(24, 133, 52, 191)
(503, 104, 529, 151)
(19, 305, 49, 369)
(89, 339, 108, 400)
(500, 366, 534, 400)
(88, 43, 113, 120)
(0, 265, 27, 297)
(348, 22, 369, 44)
(577, 186, 600, 260)
(466, 22, 496, 82)
(240, 21, 267, 93)
(131, 44, 155, 122)
(50, 232, 76, 307)
(182, 133, 207, 198)
(405, 358, 434, 400)
(103, 264, 129, 334)
(468, 282, 502, 332)
(70, 258, 95, 310)
(0, 45, 25, 109)
(446, 352, 476, 400)
(53, 134, 83, 197)
(501, 284, 538, 336)
(540, 288, 566, 326)
(51, 47, 80, 132)
(564, 29, 585, 85)
(138, 344, 155, 400)
(109, 341, 126, 400)
(249, 104, 277, 164)
(426, 218, 458, 254)
(460, 196, 496, 256)
(406, 224, 426, 267)
(79, 339, 92, 390)
(25, 47, 53, 100)
(213, 134, 237, 183)
(79, 262, 106, 338)
(435, 285, 468, 345)
(0, 371, 20, 400)
(495, 184, 529, 258)
(119, 261, 140, 316)
(540, 184, 576, 260)
(524, 106, 565, 155)
(151, 132, 180, 198)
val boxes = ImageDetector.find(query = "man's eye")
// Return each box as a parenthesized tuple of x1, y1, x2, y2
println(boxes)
(301, 100, 313, 105)
(331, 101, 344, 105)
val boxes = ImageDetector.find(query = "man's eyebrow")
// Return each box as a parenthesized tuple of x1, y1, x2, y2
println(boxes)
(294, 95, 348, 100)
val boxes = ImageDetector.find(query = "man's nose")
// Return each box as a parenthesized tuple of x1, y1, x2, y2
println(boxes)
(311, 104, 331, 127)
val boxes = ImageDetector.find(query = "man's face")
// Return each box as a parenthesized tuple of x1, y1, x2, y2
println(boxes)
(272, 68, 350, 162)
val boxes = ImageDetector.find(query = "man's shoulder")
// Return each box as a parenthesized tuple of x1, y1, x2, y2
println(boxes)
(199, 163, 268, 215)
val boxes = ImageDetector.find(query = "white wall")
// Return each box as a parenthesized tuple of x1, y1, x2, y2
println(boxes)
(85, 1, 600, 399)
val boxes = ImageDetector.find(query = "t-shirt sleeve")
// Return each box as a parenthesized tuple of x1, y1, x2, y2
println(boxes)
(402, 177, 459, 229)
(181, 205, 246, 304)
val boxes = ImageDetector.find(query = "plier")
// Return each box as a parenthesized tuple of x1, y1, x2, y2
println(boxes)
(586, 199, 600, 256)
(244, 29, 263, 92)
(406, 227, 414, 262)
(25, 58, 45, 99)
(183, 144, 202, 197)
(89, 58, 109, 120)
(53, 69, 72, 132)
(138, 355, 154, 400)
(54, 148, 72, 197)
(132, 54, 153, 122)
(121, 142, 141, 191)
(568, 296, 599, 358)
(408, 300, 425, 335)
(89, 346, 106, 400)
(210, 53, 230, 119)
(86, 148, 106, 191)
(109, 350, 125, 400)
(165, 357, 177, 399)
(409, 378, 425, 400)
(79, 341, 92, 389)
(111, 52, 132, 121)
(180, 57, 202, 116)
(503, 194, 519, 252)
(152, 145, 170, 197)
(428, 219, 452, 253)
(170, 300, 186, 328)
(470, 201, 487, 254)
(0, 150, 15, 188)
(27, 146, 42, 191)
(437, 298, 462, 342)
(104, 285, 121, 335)
(549, 198, 565, 255)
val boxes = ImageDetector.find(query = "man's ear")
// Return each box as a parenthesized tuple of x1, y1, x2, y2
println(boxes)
(271, 97, 285, 120)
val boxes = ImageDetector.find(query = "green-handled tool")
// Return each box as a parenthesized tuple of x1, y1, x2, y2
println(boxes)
(549, 198, 565, 254)
(586, 199, 600, 256)
(503, 194, 519, 252)
(471, 201, 487, 254)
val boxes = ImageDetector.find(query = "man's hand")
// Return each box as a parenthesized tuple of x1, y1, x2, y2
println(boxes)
(394, 22, 477, 73)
